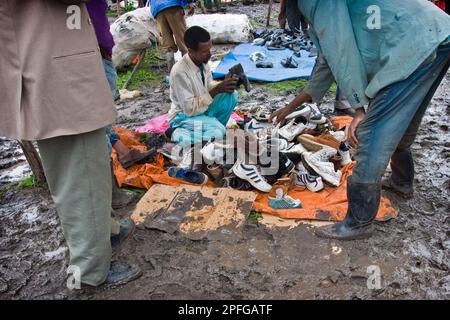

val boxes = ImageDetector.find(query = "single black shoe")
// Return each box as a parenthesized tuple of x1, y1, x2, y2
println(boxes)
(315, 221, 374, 240)
(229, 63, 251, 92)
(314, 177, 381, 240)
(105, 261, 142, 286)
(281, 56, 298, 68)
(381, 178, 414, 198)
(256, 61, 274, 68)
(111, 218, 135, 254)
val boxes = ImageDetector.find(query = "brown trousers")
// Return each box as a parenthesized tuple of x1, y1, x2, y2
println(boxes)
(156, 6, 188, 54)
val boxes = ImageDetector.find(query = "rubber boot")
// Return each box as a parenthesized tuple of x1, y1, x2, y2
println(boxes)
(229, 63, 251, 92)
(111, 162, 135, 209)
(382, 149, 414, 198)
(315, 176, 381, 240)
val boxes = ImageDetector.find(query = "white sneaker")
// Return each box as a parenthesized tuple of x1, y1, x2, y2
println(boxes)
(232, 160, 272, 192)
(338, 142, 352, 166)
(178, 147, 193, 169)
(282, 143, 308, 155)
(200, 141, 224, 164)
(330, 130, 346, 142)
(309, 111, 327, 124)
(285, 104, 312, 120)
(295, 170, 324, 192)
(278, 118, 307, 141)
(302, 150, 342, 187)
(244, 119, 271, 132)
(262, 137, 292, 152)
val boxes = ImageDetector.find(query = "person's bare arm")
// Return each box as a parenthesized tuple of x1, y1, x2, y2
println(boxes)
(269, 90, 312, 124)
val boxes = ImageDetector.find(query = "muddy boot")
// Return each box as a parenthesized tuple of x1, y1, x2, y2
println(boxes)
(166, 51, 175, 73)
(111, 218, 135, 254)
(315, 176, 381, 240)
(382, 149, 414, 198)
(111, 163, 135, 209)
(105, 261, 142, 286)
(229, 63, 251, 92)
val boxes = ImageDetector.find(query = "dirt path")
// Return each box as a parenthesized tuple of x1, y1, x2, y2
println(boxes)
(1, 3, 449, 300)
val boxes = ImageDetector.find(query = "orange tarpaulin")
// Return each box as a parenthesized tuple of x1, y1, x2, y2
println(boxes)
(112, 120, 398, 222)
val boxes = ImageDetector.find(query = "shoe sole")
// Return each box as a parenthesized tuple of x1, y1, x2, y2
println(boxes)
(314, 227, 373, 240)
(298, 135, 337, 152)
(106, 268, 143, 288)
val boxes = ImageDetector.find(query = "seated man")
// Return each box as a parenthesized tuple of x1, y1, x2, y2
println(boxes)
(168, 26, 238, 147)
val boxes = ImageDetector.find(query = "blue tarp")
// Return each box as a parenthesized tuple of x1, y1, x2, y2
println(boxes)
(212, 43, 316, 82)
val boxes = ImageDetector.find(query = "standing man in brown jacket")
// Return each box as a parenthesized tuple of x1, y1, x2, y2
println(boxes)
(0, 0, 140, 287)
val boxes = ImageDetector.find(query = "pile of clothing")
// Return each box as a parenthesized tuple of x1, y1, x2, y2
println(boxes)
(157, 103, 353, 210)
(250, 28, 317, 69)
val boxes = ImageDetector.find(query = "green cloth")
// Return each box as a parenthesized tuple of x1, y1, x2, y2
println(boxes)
(204, 0, 221, 9)
(299, 0, 450, 108)
(37, 128, 113, 286)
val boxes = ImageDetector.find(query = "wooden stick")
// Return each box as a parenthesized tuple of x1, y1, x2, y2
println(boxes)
(18, 141, 47, 186)
(121, 48, 147, 91)
(266, 0, 273, 27)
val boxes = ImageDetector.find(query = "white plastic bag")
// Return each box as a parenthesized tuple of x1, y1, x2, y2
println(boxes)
(110, 8, 159, 69)
(186, 14, 253, 44)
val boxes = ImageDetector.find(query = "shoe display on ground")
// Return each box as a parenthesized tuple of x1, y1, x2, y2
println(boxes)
(232, 160, 272, 192)
(297, 131, 341, 151)
(278, 116, 307, 141)
(168, 167, 209, 185)
(302, 148, 342, 187)
(338, 142, 352, 166)
(295, 163, 324, 192)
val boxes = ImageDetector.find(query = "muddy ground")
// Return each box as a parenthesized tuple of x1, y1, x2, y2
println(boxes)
(1, 3, 449, 300)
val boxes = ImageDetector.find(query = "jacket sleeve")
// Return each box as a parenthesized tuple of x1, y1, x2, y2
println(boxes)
(172, 71, 213, 116)
(304, 51, 335, 104)
(302, 1, 369, 108)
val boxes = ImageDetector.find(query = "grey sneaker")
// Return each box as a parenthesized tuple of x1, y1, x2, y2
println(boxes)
(105, 261, 142, 286)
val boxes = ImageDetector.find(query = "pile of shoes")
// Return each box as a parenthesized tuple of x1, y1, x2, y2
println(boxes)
(252, 28, 316, 57)
(155, 103, 353, 210)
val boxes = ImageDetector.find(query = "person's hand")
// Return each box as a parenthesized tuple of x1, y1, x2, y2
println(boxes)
(269, 105, 294, 124)
(210, 75, 238, 97)
(346, 107, 366, 148)
(187, 4, 195, 16)
(278, 11, 287, 29)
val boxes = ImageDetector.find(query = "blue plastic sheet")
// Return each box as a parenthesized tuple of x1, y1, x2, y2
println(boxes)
(212, 43, 316, 82)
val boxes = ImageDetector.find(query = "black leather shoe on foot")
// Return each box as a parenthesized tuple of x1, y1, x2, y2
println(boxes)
(111, 218, 135, 254)
(105, 261, 142, 286)
(381, 178, 413, 198)
(315, 221, 374, 241)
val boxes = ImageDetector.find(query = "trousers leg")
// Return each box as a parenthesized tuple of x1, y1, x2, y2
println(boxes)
(205, 91, 238, 126)
(156, 9, 178, 53)
(163, 7, 188, 55)
(352, 44, 450, 185)
(37, 128, 112, 286)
